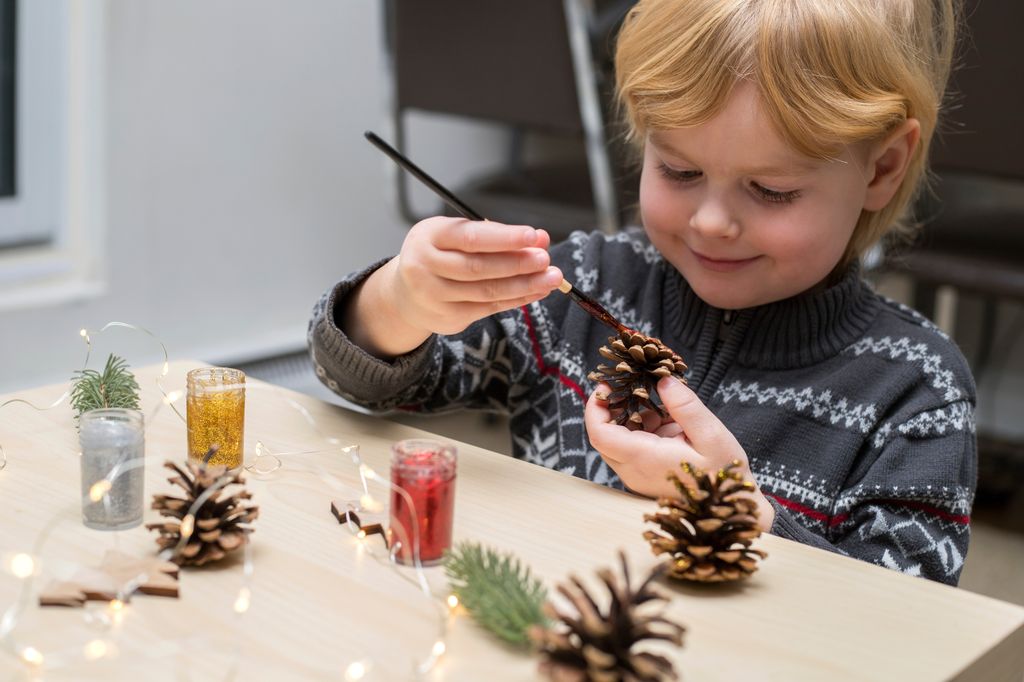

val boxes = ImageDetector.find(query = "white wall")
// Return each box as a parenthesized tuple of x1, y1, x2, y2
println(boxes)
(4, 1, 1024, 447)
(0, 0, 503, 393)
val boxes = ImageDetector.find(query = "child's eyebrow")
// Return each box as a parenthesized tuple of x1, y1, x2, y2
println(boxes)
(648, 135, 819, 176)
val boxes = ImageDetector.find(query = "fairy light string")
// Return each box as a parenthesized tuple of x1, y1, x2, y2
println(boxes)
(0, 322, 456, 677)
(0, 321, 181, 474)
(247, 441, 451, 674)
(0, 323, 251, 675)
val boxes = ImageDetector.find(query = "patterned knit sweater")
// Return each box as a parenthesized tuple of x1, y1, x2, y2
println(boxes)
(308, 229, 977, 585)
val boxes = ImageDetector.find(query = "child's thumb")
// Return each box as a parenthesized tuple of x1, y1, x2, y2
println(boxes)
(658, 377, 732, 453)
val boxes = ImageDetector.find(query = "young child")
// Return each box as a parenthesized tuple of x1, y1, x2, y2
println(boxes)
(309, 0, 974, 585)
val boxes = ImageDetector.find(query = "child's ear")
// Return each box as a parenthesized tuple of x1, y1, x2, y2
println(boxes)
(863, 118, 921, 211)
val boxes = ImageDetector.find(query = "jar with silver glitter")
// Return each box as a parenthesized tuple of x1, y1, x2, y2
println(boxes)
(79, 408, 145, 530)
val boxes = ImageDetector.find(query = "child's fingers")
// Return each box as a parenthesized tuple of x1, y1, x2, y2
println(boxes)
(657, 377, 737, 454)
(438, 268, 562, 303)
(448, 292, 557, 321)
(588, 383, 613, 420)
(654, 421, 684, 438)
(428, 247, 550, 282)
(586, 389, 662, 464)
(432, 220, 543, 253)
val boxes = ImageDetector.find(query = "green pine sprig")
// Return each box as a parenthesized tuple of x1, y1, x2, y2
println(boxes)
(443, 541, 549, 646)
(69, 353, 141, 419)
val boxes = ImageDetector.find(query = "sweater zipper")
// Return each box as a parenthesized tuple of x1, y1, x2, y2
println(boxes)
(714, 309, 734, 352)
(696, 308, 744, 403)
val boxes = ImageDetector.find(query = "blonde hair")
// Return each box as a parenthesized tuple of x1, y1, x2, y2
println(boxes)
(615, 0, 958, 264)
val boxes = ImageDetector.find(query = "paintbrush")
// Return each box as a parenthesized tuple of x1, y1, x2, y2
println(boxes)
(364, 131, 629, 334)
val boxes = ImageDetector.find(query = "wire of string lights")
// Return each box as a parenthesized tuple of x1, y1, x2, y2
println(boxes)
(0, 322, 457, 678)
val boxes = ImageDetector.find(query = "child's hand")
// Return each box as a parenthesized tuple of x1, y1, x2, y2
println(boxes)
(389, 217, 562, 333)
(344, 217, 563, 358)
(585, 376, 776, 531)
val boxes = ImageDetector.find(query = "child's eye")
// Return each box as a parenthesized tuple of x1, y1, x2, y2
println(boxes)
(751, 182, 800, 204)
(658, 164, 701, 184)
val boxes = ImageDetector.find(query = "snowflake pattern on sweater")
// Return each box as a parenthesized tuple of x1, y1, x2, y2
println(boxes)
(308, 230, 977, 585)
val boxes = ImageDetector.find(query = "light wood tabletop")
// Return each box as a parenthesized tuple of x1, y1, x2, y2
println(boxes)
(1, 360, 1023, 681)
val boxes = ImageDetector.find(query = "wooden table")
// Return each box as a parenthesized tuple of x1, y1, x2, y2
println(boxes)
(1, 361, 1023, 681)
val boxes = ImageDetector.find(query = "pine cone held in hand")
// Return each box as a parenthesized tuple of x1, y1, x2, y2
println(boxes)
(588, 330, 687, 431)
(530, 551, 685, 682)
(147, 456, 258, 567)
(644, 460, 767, 582)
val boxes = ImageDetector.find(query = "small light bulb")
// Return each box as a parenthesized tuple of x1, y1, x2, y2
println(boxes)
(432, 640, 446, 657)
(83, 639, 108, 660)
(163, 390, 182, 404)
(108, 599, 125, 612)
(21, 646, 43, 666)
(446, 594, 459, 609)
(233, 587, 251, 614)
(79, 328, 88, 337)
(344, 661, 368, 681)
(356, 530, 367, 539)
(89, 479, 112, 502)
(10, 553, 35, 578)
(179, 514, 195, 539)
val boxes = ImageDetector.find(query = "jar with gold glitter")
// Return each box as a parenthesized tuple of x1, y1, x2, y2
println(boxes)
(186, 367, 245, 468)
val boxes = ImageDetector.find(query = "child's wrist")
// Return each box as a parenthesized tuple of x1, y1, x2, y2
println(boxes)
(345, 261, 431, 359)
(755, 491, 776, 533)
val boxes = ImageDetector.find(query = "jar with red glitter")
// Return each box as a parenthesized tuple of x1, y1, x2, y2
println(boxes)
(388, 439, 457, 565)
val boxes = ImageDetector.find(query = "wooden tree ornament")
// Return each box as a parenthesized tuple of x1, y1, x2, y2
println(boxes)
(39, 550, 179, 607)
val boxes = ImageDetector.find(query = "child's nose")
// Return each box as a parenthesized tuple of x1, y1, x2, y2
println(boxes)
(689, 197, 739, 239)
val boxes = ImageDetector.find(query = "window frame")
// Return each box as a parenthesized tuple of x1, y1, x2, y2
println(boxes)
(0, 0, 15, 198)
(0, 1, 107, 311)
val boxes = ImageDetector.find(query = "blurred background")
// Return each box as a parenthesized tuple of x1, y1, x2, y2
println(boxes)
(0, 1, 1021, 603)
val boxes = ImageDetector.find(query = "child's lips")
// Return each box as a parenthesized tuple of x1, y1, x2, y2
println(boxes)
(690, 249, 762, 272)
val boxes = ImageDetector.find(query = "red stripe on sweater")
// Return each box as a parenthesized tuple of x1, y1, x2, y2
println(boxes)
(767, 493, 970, 527)
(766, 494, 831, 523)
(519, 305, 969, 527)
(520, 305, 586, 399)
(828, 498, 970, 527)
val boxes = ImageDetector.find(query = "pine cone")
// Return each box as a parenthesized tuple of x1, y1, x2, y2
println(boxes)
(588, 330, 687, 431)
(530, 551, 685, 682)
(146, 458, 258, 567)
(644, 461, 767, 582)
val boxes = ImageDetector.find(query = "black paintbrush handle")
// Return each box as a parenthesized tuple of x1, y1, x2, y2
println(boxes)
(364, 131, 485, 221)
(364, 130, 631, 334)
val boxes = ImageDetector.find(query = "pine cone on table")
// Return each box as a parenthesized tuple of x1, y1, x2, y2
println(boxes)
(644, 460, 767, 582)
(146, 456, 258, 567)
(530, 551, 685, 682)
(588, 330, 688, 431)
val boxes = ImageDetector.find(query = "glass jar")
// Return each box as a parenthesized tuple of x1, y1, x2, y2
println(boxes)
(79, 408, 145, 530)
(389, 439, 457, 565)
(186, 367, 246, 468)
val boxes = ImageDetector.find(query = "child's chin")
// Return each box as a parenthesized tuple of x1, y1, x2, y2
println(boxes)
(688, 280, 771, 310)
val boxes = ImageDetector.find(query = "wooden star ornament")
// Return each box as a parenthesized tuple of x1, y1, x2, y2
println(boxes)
(39, 550, 179, 607)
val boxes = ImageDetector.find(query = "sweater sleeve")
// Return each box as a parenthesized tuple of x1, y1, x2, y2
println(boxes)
(768, 399, 976, 586)
(307, 258, 542, 414)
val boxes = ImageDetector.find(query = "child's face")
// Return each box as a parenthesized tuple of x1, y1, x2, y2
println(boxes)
(639, 81, 872, 310)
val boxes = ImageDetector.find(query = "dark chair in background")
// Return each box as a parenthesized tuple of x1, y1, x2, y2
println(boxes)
(884, 0, 1024, 489)
(890, 1, 1024, 317)
(382, 0, 637, 237)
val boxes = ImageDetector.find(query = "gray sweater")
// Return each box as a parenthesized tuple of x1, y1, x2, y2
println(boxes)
(309, 229, 977, 585)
